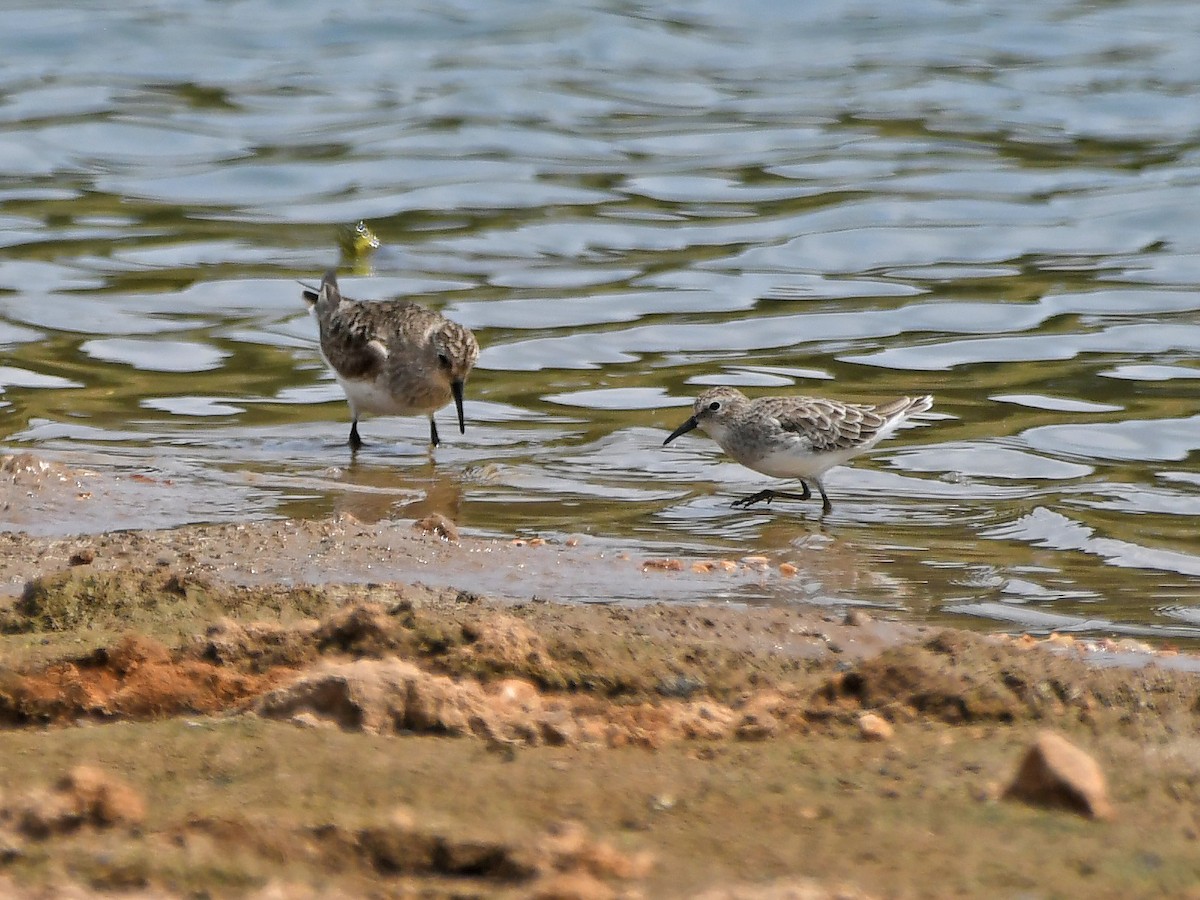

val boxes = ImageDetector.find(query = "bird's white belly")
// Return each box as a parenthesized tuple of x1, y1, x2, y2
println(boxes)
(739, 446, 859, 479)
(336, 374, 429, 417)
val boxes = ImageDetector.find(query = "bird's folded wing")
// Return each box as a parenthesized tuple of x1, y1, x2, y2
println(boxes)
(774, 402, 887, 452)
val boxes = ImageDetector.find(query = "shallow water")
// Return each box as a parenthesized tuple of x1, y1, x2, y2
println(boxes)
(4, 0, 1200, 639)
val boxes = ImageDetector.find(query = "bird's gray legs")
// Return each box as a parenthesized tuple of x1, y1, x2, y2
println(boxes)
(348, 417, 442, 450)
(732, 481, 812, 508)
(731, 480, 833, 514)
(814, 479, 833, 515)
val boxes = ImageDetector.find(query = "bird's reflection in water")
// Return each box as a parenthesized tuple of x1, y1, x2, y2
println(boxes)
(395, 476, 465, 522)
(330, 458, 466, 525)
(750, 510, 930, 612)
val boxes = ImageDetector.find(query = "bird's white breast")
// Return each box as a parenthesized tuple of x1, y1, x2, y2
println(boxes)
(335, 372, 421, 416)
(739, 445, 861, 479)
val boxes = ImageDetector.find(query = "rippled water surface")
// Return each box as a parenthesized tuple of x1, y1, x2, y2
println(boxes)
(5, 0, 1200, 637)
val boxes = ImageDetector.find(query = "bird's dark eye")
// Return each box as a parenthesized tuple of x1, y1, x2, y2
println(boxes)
(708, 401, 721, 411)
(437, 352, 451, 369)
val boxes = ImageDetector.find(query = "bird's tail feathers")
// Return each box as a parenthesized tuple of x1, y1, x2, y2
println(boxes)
(905, 394, 934, 416)
(301, 269, 341, 310)
(874, 394, 933, 420)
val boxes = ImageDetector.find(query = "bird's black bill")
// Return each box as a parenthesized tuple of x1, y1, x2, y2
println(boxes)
(299, 280, 320, 305)
(663, 416, 699, 445)
(452, 380, 466, 434)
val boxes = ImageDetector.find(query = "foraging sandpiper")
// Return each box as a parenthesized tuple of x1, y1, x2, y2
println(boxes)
(663, 386, 933, 514)
(303, 270, 479, 450)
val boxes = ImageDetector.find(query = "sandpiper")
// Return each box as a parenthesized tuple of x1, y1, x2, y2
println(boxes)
(663, 386, 933, 515)
(303, 270, 479, 450)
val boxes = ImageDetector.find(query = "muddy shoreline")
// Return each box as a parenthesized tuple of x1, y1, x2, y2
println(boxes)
(2, 453, 1200, 897)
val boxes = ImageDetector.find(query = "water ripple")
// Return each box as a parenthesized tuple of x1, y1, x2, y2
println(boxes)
(2, 0, 1200, 637)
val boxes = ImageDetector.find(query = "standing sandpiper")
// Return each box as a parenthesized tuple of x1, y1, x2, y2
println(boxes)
(663, 386, 933, 515)
(303, 270, 479, 450)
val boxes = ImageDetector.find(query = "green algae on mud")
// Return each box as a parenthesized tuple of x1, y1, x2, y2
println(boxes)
(5, 568, 339, 634)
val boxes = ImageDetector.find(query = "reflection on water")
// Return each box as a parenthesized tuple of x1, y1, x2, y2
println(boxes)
(3, 0, 1200, 639)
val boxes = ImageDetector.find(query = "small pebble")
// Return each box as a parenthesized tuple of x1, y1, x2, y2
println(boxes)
(844, 609, 872, 627)
(656, 674, 705, 699)
(413, 513, 460, 543)
(858, 712, 894, 742)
